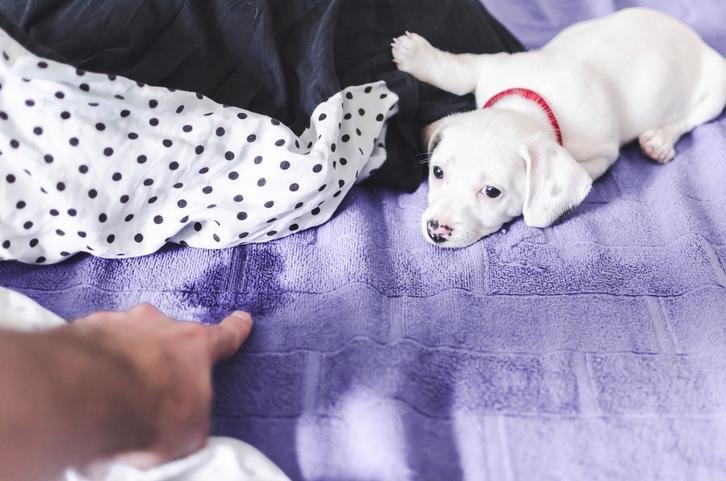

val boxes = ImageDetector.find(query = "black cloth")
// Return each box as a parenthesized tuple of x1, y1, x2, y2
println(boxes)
(0, 0, 522, 191)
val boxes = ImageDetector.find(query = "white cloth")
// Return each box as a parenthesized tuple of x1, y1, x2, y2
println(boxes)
(0, 27, 398, 264)
(0, 287, 290, 481)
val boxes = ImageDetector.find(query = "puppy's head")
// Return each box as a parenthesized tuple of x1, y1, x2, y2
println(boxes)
(421, 109, 592, 248)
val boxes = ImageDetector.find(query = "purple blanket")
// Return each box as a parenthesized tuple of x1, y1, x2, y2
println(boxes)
(2, 1, 726, 479)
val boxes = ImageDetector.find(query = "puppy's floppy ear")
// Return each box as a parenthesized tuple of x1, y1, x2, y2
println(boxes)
(519, 139, 592, 228)
(421, 117, 448, 153)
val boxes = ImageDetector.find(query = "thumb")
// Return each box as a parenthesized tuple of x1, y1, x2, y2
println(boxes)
(208, 311, 253, 361)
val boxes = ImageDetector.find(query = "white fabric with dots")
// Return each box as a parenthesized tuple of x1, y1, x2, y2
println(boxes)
(0, 28, 398, 264)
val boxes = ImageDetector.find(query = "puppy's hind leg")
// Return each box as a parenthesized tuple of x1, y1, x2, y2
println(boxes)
(391, 32, 484, 96)
(639, 67, 726, 164)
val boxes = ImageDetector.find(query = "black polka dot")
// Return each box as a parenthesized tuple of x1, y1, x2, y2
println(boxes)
(0, 111, 7, 120)
(128, 132, 138, 140)
(120, 109, 130, 118)
(179, 216, 189, 223)
(78, 231, 87, 238)
(275, 139, 285, 146)
(120, 195, 129, 203)
(108, 74, 116, 81)
(149, 99, 158, 108)
(149, 118, 159, 126)
(69, 137, 79, 147)
(37, 61, 48, 69)
(111, 172, 122, 181)
(264, 201, 274, 208)
(216, 127, 225, 137)
(358, 108, 366, 116)
(115, 95, 125, 100)
(176, 105, 185, 114)
(289, 183, 299, 192)
(36, 256, 46, 264)
(169, 161, 179, 170)
(364, 86, 372, 93)
(295, 202, 304, 209)
(75, 68, 85, 76)
(2, 240, 9, 248)
(137, 155, 147, 164)
(195, 145, 205, 155)
(60, 251, 70, 257)
(228, 171, 239, 180)
(148, 196, 158, 204)
(183, 125, 193, 132)
(289, 224, 299, 231)
(198, 167, 209, 175)
(99, 213, 108, 223)
(154, 215, 163, 224)
(313, 164, 323, 173)
(54, 91, 65, 99)
(257, 178, 266, 187)
(68, 208, 77, 216)
(233, 195, 243, 202)
(78, 164, 89, 175)
(319, 113, 327, 121)
(266, 231, 277, 236)
(95, 122, 105, 131)
(247, 134, 256, 142)
(338, 179, 345, 187)
(340, 158, 348, 166)
(79, 83, 89, 92)
(280, 161, 290, 170)
(266, 218, 277, 224)
(89, 102, 99, 107)
(312, 207, 321, 215)
(342, 134, 350, 142)
(104, 147, 114, 156)
(162, 139, 172, 148)
(376, 114, 384, 121)
(213, 234, 220, 242)
(380, 93, 388, 99)
(61, 111, 71, 120)
(56, 182, 66, 191)
(356, 129, 362, 136)
(202, 186, 213, 194)
(238, 232, 249, 239)
(25, 99, 35, 107)
(346, 92, 353, 99)
(50, 209, 59, 216)
(16, 201, 25, 209)
(237, 112, 247, 119)
(344, 113, 352, 120)
(254, 156, 263, 164)
(9, 139, 19, 148)
(88, 189, 97, 198)
(194, 222, 202, 232)
(23, 221, 33, 229)
(177, 199, 187, 208)
(331, 143, 336, 152)
(237, 211, 248, 221)
(318, 184, 326, 192)
(5, 174, 14, 183)
(124, 214, 134, 222)
(106, 234, 115, 243)
(134, 233, 143, 243)
(173, 182, 183, 189)
(56, 229, 65, 236)
(333, 190, 342, 198)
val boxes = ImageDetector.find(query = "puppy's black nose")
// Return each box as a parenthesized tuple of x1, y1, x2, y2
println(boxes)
(427, 219, 451, 243)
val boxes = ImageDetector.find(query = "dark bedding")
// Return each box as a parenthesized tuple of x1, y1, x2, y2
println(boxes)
(0, 0, 522, 192)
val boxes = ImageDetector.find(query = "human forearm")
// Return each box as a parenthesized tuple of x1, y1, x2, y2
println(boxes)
(0, 328, 152, 481)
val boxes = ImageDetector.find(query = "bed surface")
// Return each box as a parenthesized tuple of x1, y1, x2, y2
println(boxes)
(2, 1, 726, 479)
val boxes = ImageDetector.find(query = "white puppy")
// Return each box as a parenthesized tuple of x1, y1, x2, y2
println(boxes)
(391, 7, 726, 247)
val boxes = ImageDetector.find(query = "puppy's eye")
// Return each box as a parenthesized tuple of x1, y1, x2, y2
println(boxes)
(433, 166, 444, 179)
(484, 186, 502, 198)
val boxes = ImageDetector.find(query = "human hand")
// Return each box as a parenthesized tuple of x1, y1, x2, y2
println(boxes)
(66, 304, 253, 466)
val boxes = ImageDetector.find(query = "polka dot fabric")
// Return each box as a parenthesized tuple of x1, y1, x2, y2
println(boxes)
(0, 29, 399, 264)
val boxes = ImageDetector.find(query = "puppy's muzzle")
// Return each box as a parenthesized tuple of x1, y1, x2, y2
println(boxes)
(426, 219, 453, 243)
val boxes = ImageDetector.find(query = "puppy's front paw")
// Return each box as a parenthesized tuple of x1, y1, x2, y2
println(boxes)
(639, 129, 676, 164)
(391, 31, 435, 76)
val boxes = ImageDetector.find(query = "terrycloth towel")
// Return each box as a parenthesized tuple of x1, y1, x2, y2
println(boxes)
(0, 1, 725, 480)
(0, 286, 289, 481)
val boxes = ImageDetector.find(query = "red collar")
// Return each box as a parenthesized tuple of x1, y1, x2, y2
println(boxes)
(483, 88, 563, 146)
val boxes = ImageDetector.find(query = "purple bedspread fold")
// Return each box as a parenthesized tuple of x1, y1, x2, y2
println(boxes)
(1, 1, 725, 479)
